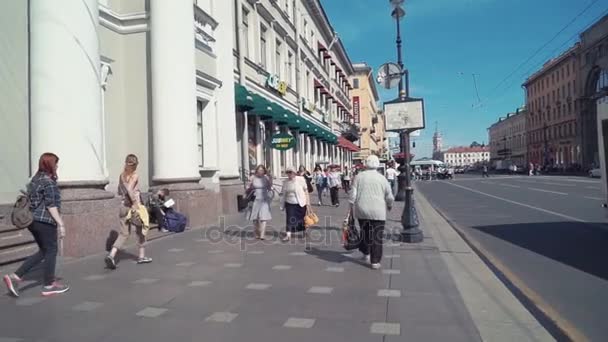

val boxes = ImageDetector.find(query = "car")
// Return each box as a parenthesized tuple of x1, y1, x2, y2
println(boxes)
(589, 168, 601, 178)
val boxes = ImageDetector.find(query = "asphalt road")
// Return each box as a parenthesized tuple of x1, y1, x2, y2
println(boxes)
(415, 174, 608, 341)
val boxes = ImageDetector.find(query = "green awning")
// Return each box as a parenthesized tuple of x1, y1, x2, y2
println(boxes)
(249, 94, 275, 119)
(234, 84, 254, 111)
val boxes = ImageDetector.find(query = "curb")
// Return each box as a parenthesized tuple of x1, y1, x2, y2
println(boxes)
(420, 192, 586, 342)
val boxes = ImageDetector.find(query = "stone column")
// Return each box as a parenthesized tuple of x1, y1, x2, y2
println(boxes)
(30, 0, 119, 257)
(150, 0, 213, 226)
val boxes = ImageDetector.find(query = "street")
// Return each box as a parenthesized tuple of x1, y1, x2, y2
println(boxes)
(416, 174, 608, 341)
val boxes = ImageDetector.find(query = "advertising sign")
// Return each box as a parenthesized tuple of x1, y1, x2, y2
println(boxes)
(353, 96, 360, 124)
(384, 97, 425, 132)
(266, 75, 287, 96)
(269, 133, 296, 150)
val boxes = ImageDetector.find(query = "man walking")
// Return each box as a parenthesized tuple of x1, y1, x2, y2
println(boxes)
(482, 165, 489, 178)
(385, 163, 398, 195)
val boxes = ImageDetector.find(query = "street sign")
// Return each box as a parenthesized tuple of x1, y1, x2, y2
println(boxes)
(384, 97, 425, 132)
(376, 63, 402, 90)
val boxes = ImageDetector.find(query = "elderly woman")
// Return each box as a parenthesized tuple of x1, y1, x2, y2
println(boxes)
(349, 155, 394, 269)
(280, 166, 309, 241)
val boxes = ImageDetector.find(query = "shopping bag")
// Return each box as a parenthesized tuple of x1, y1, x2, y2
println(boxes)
(342, 210, 361, 250)
(304, 205, 319, 228)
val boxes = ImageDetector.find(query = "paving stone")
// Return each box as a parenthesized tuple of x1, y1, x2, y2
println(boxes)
(370, 322, 401, 335)
(272, 265, 292, 271)
(307, 286, 333, 294)
(72, 301, 104, 312)
(176, 262, 195, 267)
(16, 297, 45, 306)
(283, 318, 316, 328)
(207, 249, 224, 254)
(378, 289, 401, 297)
(382, 269, 401, 275)
(289, 251, 307, 256)
(224, 263, 243, 268)
(0, 338, 23, 342)
(205, 312, 238, 323)
(83, 274, 107, 281)
(133, 278, 159, 284)
(245, 283, 272, 290)
(136, 307, 168, 318)
(188, 281, 212, 287)
(326, 266, 344, 273)
(385, 254, 401, 258)
(168, 248, 184, 253)
(247, 250, 265, 254)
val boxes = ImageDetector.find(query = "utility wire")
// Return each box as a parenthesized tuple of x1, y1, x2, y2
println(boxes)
(483, 0, 601, 100)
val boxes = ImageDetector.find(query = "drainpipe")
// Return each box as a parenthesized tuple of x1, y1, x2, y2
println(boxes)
(235, 0, 249, 181)
(294, 0, 302, 167)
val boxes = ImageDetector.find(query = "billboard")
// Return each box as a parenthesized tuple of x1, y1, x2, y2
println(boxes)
(384, 98, 425, 132)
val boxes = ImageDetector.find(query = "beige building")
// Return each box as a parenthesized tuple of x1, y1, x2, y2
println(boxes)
(523, 45, 579, 168)
(0, 0, 241, 261)
(351, 63, 385, 161)
(488, 107, 527, 168)
(233, 0, 357, 179)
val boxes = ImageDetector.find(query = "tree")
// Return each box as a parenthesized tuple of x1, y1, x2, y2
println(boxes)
(470, 141, 482, 148)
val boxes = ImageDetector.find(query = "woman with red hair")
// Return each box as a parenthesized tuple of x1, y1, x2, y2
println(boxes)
(3, 153, 69, 297)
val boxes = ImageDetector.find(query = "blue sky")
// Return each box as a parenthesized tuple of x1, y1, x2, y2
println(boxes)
(320, 0, 608, 158)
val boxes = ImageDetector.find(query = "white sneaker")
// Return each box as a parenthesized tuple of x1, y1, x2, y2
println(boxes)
(361, 254, 370, 263)
(371, 263, 381, 270)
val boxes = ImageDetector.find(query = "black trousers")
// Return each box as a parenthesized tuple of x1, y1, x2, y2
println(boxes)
(15, 221, 58, 286)
(358, 219, 385, 264)
(330, 186, 340, 205)
(343, 180, 350, 193)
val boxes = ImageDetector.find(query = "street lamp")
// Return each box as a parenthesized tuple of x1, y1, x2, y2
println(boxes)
(389, 0, 422, 243)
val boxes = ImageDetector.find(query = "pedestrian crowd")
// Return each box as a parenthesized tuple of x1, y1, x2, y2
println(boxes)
(4, 153, 395, 298)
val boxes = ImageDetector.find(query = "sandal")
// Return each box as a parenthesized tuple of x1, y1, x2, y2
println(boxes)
(136, 257, 152, 264)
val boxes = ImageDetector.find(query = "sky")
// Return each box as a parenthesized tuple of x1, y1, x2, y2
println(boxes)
(320, 0, 608, 158)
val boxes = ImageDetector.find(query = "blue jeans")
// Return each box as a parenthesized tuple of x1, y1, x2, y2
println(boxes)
(388, 179, 396, 195)
(15, 221, 58, 286)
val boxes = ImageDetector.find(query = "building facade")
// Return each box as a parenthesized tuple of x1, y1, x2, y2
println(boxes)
(0, 0, 241, 260)
(488, 107, 527, 168)
(578, 15, 608, 168)
(233, 0, 358, 182)
(351, 63, 383, 161)
(523, 45, 580, 168)
(443, 147, 490, 167)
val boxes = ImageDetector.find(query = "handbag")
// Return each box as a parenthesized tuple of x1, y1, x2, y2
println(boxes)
(304, 205, 319, 227)
(342, 209, 361, 250)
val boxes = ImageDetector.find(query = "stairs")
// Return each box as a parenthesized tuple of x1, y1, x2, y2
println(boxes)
(0, 218, 37, 266)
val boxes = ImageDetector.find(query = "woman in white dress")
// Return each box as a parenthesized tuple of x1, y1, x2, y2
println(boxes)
(280, 166, 309, 241)
(247, 165, 273, 240)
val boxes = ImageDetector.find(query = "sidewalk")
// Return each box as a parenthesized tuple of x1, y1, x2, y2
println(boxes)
(0, 192, 549, 342)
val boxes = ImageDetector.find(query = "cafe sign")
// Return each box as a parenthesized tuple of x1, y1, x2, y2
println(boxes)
(266, 74, 287, 96)
(269, 133, 296, 150)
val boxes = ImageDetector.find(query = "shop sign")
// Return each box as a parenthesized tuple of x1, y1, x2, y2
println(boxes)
(266, 74, 287, 96)
(269, 133, 296, 150)
(353, 96, 360, 124)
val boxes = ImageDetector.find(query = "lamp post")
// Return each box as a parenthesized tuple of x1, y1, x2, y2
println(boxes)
(390, 0, 422, 243)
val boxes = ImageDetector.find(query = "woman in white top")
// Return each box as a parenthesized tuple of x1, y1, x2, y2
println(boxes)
(280, 166, 309, 241)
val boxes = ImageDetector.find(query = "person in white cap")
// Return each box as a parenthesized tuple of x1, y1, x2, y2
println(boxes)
(349, 155, 394, 269)
(280, 166, 310, 241)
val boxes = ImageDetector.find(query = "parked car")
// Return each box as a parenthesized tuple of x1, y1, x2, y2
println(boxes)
(589, 168, 601, 178)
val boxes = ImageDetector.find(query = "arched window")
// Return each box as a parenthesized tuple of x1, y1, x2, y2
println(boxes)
(596, 69, 608, 92)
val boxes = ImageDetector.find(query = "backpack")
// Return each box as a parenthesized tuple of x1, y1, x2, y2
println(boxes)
(164, 209, 187, 233)
(11, 192, 33, 229)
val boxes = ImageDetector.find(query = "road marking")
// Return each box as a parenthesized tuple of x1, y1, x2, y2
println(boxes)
(584, 196, 604, 201)
(586, 186, 600, 190)
(444, 182, 586, 223)
(514, 179, 576, 187)
(496, 183, 520, 189)
(480, 181, 493, 185)
(527, 187, 568, 195)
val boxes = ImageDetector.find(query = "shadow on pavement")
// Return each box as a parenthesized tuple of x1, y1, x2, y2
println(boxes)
(471, 222, 608, 281)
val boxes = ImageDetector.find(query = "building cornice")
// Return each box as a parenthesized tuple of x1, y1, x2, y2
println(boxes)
(98, 4, 149, 34)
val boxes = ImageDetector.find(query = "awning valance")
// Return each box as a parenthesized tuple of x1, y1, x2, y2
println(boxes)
(235, 84, 254, 111)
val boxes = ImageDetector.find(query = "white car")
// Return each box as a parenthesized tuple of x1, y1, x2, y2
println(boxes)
(589, 168, 601, 178)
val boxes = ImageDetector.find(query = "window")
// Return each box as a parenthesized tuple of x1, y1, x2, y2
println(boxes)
(310, 30, 315, 47)
(305, 71, 310, 99)
(303, 19, 308, 41)
(196, 99, 206, 168)
(353, 78, 359, 89)
(287, 51, 294, 86)
(260, 24, 267, 68)
(242, 7, 250, 58)
(275, 39, 282, 77)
